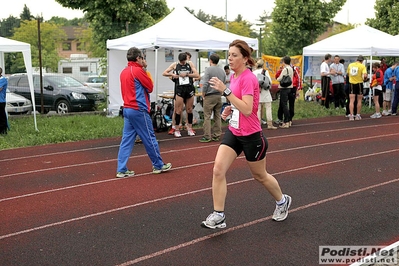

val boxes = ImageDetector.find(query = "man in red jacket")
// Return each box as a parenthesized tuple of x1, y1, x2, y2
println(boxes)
(116, 47, 172, 178)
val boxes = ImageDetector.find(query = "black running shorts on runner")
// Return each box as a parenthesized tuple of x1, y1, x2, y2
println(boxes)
(221, 128, 268, 162)
(349, 83, 364, 95)
(175, 85, 195, 100)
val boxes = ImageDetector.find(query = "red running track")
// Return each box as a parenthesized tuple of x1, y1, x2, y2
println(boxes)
(1, 115, 399, 266)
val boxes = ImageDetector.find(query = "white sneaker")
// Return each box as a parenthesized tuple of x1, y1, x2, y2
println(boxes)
(201, 212, 226, 229)
(355, 114, 362, 120)
(382, 110, 388, 116)
(187, 128, 196, 136)
(370, 113, 381, 118)
(272, 194, 292, 221)
(174, 130, 181, 138)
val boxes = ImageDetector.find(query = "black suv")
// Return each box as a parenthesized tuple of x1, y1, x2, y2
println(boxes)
(7, 73, 105, 114)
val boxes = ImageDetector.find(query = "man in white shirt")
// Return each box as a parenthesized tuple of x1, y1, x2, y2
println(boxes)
(320, 53, 332, 108)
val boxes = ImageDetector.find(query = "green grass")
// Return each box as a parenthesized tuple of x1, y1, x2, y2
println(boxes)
(1, 100, 375, 150)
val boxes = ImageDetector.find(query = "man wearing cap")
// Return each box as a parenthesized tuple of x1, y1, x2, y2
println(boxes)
(346, 55, 368, 120)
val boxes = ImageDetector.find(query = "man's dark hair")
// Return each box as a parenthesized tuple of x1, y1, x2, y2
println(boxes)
(209, 53, 220, 64)
(178, 52, 187, 62)
(224, 65, 230, 70)
(127, 47, 141, 62)
(339, 58, 345, 64)
(283, 56, 291, 65)
(185, 52, 192, 59)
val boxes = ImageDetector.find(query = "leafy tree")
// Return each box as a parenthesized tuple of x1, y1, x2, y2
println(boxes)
(264, 0, 346, 56)
(12, 20, 66, 72)
(329, 23, 356, 37)
(366, 0, 399, 35)
(47, 16, 85, 26)
(20, 4, 34, 21)
(56, 0, 170, 57)
(0, 16, 20, 37)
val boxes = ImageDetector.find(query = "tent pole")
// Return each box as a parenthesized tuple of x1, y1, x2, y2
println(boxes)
(369, 53, 372, 108)
(154, 46, 159, 102)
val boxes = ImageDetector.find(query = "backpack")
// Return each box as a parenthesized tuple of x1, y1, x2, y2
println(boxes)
(257, 69, 271, 90)
(150, 102, 168, 133)
(292, 66, 300, 89)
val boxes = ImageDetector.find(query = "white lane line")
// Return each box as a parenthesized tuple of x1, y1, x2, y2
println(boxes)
(1, 120, 397, 163)
(1, 148, 398, 241)
(1, 133, 399, 202)
(116, 177, 399, 266)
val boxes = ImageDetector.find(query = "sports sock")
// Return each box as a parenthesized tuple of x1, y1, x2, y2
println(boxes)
(175, 114, 181, 128)
(276, 195, 286, 205)
(188, 113, 193, 124)
(214, 210, 225, 217)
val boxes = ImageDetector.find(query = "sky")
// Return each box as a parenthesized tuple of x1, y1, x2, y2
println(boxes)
(0, 0, 377, 25)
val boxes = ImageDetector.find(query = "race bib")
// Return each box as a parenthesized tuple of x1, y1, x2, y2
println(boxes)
(229, 105, 239, 129)
(350, 67, 359, 76)
(178, 71, 190, 85)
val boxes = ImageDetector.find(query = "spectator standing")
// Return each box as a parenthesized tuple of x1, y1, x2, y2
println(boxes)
(163, 52, 200, 137)
(320, 54, 332, 108)
(0, 67, 8, 135)
(116, 47, 172, 178)
(370, 62, 384, 118)
(382, 62, 398, 116)
(391, 62, 399, 116)
(224, 65, 233, 89)
(199, 53, 226, 143)
(276, 56, 294, 128)
(200, 39, 291, 229)
(380, 57, 388, 74)
(347, 55, 368, 121)
(330, 55, 346, 109)
(253, 59, 277, 129)
(288, 64, 301, 126)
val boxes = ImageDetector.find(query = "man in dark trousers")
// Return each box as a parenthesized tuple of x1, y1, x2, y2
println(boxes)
(320, 54, 332, 108)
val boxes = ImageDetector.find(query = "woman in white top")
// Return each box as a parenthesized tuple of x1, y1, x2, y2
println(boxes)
(253, 59, 277, 129)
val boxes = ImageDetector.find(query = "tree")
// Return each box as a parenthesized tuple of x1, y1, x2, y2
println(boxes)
(12, 20, 66, 72)
(20, 4, 34, 21)
(366, 0, 399, 35)
(0, 16, 20, 37)
(264, 0, 346, 56)
(56, 0, 170, 57)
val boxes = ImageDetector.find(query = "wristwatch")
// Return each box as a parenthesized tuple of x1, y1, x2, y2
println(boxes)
(223, 87, 232, 96)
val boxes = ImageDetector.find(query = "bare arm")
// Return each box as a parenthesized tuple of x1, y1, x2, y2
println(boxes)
(162, 62, 177, 78)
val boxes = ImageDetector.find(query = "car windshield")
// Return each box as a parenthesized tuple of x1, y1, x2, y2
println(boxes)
(47, 76, 84, 88)
(87, 77, 106, 83)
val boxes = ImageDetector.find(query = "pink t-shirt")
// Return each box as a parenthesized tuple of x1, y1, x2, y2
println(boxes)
(228, 68, 261, 136)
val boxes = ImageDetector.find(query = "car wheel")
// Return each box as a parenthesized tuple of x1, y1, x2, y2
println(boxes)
(56, 100, 71, 114)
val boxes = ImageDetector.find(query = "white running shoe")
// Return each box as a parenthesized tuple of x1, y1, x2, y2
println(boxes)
(187, 128, 196, 136)
(272, 194, 292, 221)
(370, 113, 381, 118)
(201, 211, 226, 229)
(174, 130, 181, 138)
(355, 114, 362, 120)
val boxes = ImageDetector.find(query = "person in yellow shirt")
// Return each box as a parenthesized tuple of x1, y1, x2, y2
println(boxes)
(347, 55, 368, 121)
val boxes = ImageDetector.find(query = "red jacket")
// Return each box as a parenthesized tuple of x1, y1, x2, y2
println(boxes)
(275, 65, 301, 89)
(120, 61, 153, 113)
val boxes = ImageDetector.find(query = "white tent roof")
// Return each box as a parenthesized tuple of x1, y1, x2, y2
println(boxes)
(303, 25, 399, 56)
(107, 7, 258, 51)
(0, 36, 38, 131)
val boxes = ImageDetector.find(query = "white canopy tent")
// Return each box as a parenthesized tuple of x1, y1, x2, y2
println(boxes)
(106, 6, 258, 111)
(303, 25, 399, 57)
(0, 37, 38, 131)
(303, 25, 399, 107)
